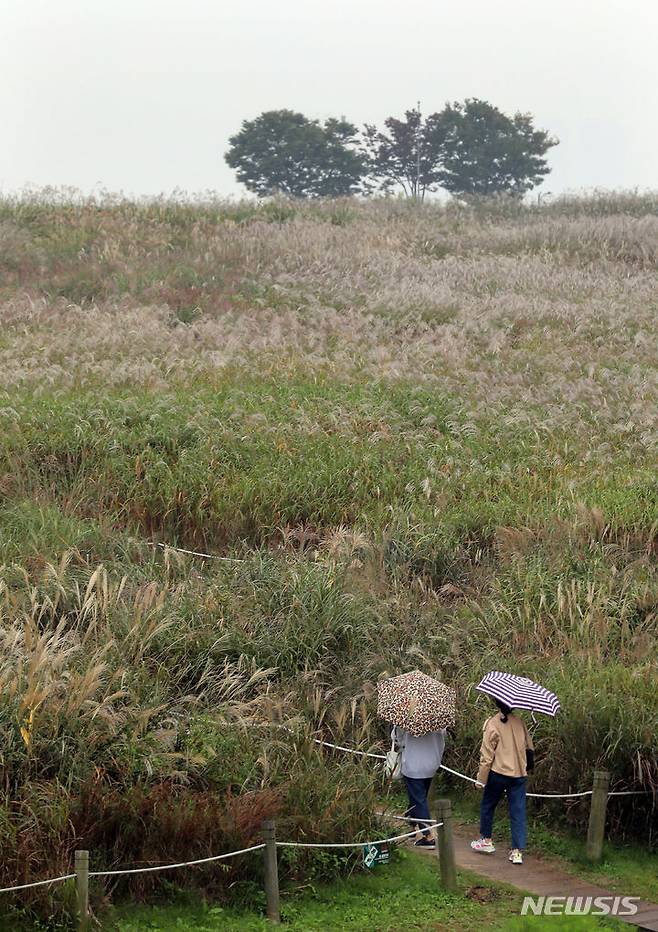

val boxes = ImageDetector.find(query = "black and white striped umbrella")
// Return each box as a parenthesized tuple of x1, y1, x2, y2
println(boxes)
(475, 671, 560, 716)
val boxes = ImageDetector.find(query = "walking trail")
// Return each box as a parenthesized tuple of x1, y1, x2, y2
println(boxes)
(412, 821, 658, 930)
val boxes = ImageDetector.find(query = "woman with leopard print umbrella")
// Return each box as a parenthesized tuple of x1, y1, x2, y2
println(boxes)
(377, 671, 456, 847)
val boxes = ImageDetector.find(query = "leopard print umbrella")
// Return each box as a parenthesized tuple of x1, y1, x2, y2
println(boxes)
(377, 670, 456, 736)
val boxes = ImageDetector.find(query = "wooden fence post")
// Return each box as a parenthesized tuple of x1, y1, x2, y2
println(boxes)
(586, 770, 610, 862)
(434, 799, 457, 890)
(74, 849, 90, 932)
(262, 820, 280, 923)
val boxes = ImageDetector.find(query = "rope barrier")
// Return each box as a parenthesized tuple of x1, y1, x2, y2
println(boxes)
(386, 813, 443, 826)
(0, 874, 75, 894)
(159, 724, 650, 801)
(0, 820, 443, 891)
(145, 541, 244, 562)
(312, 737, 385, 760)
(439, 763, 478, 784)
(311, 737, 651, 799)
(0, 765, 647, 893)
(276, 823, 443, 849)
(88, 844, 266, 878)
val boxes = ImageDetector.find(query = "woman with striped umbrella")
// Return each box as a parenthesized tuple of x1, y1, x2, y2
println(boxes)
(470, 672, 560, 865)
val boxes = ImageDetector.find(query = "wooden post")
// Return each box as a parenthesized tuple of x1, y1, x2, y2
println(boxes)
(586, 770, 610, 862)
(74, 849, 90, 932)
(262, 820, 280, 923)
(434, 799, 457, 890)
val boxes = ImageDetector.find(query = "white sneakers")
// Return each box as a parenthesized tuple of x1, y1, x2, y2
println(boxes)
(470, 837, 496, 854)
(470, 839, 524, 864)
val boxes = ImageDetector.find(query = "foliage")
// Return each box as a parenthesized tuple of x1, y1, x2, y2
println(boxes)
(437, 99, 557, 196)
(363, 99, 557, 198)
(224, 110, 366, 198)
(362, 107, 446, 199)
(224, 100, 556, 200)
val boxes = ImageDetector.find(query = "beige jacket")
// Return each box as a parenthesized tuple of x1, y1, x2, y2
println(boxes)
(476, 712, 534, 786)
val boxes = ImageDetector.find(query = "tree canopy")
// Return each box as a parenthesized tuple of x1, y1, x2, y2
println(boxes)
(224, 110, 366, 198)
(362, 108, 447, 199)
(437, 99, 558, 196)
(225, 101, 557, 199)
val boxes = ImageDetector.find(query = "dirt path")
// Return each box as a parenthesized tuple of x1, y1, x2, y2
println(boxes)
(413, 824, 658, 930)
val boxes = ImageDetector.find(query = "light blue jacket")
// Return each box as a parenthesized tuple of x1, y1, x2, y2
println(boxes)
(393, 726, 446, 779)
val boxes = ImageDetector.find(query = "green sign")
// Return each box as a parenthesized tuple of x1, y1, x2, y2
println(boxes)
(362, 842, 390, 869)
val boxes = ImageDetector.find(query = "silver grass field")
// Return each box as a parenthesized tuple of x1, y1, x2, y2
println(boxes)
(0, 191, 656, 923)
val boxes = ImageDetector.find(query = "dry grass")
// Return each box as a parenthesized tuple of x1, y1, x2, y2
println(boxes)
(0, 191, 656, 924)
(1, 196, 656, 449)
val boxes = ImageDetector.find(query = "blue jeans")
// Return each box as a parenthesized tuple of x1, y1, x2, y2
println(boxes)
(403, 776, 433, 834)
(480, 771, 527, 849)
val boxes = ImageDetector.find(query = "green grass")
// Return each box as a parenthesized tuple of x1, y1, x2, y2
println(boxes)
(108, 853, 624, 931)
(0, 193, 656, 926)
(4, 378, 655, 538)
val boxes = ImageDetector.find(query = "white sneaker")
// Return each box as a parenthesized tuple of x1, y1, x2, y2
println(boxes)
(471, 838, 496, 854)
(509, 848, 523, 864)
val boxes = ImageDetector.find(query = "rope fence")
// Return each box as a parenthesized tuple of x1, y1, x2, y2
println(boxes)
(0, 874, 75, 894)
(144, 540, 244, 562)
(388, 813, 442, 826)
(0, 819, 442, 895)
(311, 736, 652, 799)
(276, 823, 443, 849)
(0, 727, 653, 927)
(88, 844, 267, 878)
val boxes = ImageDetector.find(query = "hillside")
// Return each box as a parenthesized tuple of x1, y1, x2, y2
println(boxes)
(0, 191, 656, 923)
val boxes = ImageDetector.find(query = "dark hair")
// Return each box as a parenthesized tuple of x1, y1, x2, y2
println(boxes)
(494, 698, 513, 723)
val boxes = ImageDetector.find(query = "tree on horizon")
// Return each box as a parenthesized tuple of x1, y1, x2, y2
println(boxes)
(224, 110, 366, 198)
(437, 99, 558, 197)
(225, 102, 557, 200)
(361, 107, 447, 200)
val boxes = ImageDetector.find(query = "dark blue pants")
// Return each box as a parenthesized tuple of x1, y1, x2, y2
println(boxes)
(403, 776, 433, 834)
(480, 771, 527, 849)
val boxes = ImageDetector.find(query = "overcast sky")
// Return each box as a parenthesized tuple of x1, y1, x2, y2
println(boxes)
(3, 0, 657, 199)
